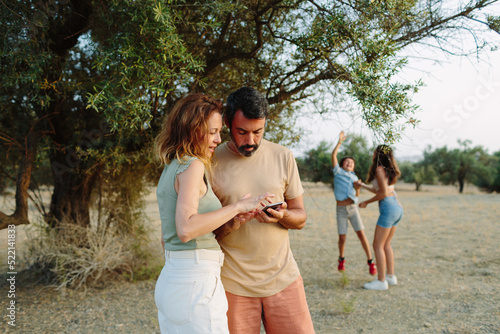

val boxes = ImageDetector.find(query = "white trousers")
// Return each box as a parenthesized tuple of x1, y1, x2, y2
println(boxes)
(154, 249, 229, 334)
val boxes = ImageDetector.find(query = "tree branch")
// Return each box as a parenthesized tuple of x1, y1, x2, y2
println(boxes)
(394, 1, 491, 46)
(268, 64, 351, 105)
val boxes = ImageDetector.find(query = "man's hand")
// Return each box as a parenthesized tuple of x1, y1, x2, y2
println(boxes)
(255, 201, 287, 224)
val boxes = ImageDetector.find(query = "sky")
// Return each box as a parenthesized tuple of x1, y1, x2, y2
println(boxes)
(291, 50, 500, 160)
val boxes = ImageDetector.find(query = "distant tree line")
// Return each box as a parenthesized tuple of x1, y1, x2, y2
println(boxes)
(400, 140, 500, 193)
(297, 138, 500, 194)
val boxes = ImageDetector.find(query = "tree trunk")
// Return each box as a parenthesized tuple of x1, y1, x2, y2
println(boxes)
(0, 131, 39, 230)
(46, 152, 102, 227)
(458, 178, 465, 193)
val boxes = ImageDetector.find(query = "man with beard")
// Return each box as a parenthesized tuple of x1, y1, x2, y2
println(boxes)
(212, 87, 315, 334)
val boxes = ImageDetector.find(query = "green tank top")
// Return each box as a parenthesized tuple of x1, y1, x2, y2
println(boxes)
(156, 157, 222, 251)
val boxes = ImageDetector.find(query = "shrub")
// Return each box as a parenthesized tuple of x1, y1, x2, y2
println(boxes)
(26, 221, 146, 290)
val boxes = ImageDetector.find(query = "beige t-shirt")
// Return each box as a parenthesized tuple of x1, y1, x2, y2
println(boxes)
(212, 139, 304, 297)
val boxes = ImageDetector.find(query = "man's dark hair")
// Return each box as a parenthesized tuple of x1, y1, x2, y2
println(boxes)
(226, 87, 269, 126)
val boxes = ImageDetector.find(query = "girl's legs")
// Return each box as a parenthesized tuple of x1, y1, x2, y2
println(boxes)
(372, 225, 392, 282)
(384, 226, 397, 276)
(373, 197, 402, 281)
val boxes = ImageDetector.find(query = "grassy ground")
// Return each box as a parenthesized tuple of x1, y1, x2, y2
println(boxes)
(1, 182, 499, 333)
(296, 182, 500, 333)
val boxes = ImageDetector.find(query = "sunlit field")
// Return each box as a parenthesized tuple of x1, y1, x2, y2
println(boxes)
(1, 182, 499, 333)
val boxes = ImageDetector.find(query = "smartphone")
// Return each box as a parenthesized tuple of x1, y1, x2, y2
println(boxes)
(263, 201, 284, 216)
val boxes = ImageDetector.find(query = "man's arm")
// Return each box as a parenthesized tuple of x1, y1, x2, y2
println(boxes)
(331, 131, 346, 168)
(280, 195, 307, 230)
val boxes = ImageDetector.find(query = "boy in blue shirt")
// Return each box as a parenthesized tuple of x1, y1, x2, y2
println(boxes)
(331, 131, 376, 275)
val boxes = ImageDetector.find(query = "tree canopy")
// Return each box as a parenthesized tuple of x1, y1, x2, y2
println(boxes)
(399, 161, 438, 191)
(1, 0, 500, 229)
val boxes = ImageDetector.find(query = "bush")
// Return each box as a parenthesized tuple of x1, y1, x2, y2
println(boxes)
(25, 221, 151, 290)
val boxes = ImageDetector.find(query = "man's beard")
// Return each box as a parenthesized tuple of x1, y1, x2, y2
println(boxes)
(237, 144, 259, 157)
(231, 134, 260, 157)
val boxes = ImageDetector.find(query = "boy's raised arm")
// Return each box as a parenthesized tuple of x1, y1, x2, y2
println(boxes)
(331, 131, 346, 168)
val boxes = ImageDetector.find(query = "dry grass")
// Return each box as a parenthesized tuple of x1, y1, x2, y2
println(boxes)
(1, 182, 499, 333)
(292, 182, 500, 333)
(24, 222, 136, 291)
(0, 187, 161, 292)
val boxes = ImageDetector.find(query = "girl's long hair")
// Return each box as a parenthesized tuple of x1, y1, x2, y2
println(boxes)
(366, 145, 401, 185)
(155, 94, 223, 171)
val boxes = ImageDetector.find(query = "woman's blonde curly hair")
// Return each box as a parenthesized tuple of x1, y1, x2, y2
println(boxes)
(155, 93, 223, 170)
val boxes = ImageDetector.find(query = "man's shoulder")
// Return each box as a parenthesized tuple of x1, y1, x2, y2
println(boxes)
(262, 139, 293, 156)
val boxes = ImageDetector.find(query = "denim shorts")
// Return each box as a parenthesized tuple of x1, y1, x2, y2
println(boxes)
(377, 196, 403, 228)
(336, 204, 364, 234)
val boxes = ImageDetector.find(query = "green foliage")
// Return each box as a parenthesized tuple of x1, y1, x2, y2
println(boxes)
(399, 161, 438, 191)
(487, 15, 500, 35)
(87, 0, 208, 132)
(94, 160, 151, 234)
(472, 149, 500, 192)
(340, 296, 357, 314)
(338, 271, 350, 289)
(491, 151, 500, 192)
(122, 262, 164, 282)
(297, 141, 333, 184)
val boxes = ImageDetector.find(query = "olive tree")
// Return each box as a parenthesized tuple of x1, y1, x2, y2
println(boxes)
(1, 0, 499, 229)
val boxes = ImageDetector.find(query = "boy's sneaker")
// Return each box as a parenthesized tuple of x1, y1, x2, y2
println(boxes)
(364, 279, 388, 290)
(386, 275, 398, 286)
(368, 262, 377, 276)
(338, 258, 345, 272)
